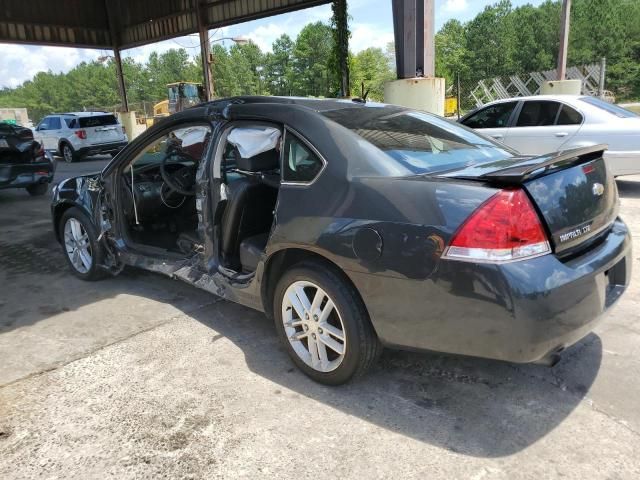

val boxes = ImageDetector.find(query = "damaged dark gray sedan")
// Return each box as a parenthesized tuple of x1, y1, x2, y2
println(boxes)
(51, 97, 632, 384)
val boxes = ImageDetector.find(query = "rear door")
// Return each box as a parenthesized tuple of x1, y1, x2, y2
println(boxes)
(460, 101, 518, 143)
(80, 115, 123, 145)
(503, 100, 583, 155)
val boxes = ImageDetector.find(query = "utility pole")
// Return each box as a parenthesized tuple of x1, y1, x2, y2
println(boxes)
(556, 0, 571, 81)
(598, 57, 606, 98)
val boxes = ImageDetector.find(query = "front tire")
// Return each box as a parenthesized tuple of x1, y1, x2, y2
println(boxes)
(61, 143, 76, 163)
(274, 262, 381, 385)
(59, 207, 106, 281)
(26, 182, 48, 196)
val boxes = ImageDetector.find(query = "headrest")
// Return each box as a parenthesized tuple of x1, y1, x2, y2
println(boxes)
(236, 148, 280, 172)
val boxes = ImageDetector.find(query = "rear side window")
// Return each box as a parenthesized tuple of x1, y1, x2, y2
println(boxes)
(282, 133, 324, 183)
(64, 118, 78, 128)
(48, 117, 62, 129)
(556, 104, 583, 125)
(79, 115, 118, 128)
(515, 101, 561, 127)
(462, 102, 517, 129)
(323, 108, 515, 176)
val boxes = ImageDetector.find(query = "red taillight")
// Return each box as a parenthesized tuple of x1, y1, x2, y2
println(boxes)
(75, 129, 87, 140)
(443, 189, 550, 263)
(582, 164, 595, 175)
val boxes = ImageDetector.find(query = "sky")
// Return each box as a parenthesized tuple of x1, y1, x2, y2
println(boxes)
(0, 0, 547, 89)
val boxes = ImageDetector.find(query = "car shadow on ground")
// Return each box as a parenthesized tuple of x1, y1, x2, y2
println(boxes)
(0, 234, 602, 458)
(187, 299, 602, 458)
(0, 191, 213, 335)
(616, 178, 640, 199)
(0, 186, 602, 459)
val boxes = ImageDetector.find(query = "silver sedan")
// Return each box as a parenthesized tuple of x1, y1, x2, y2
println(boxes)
(459, 95, 640, 176)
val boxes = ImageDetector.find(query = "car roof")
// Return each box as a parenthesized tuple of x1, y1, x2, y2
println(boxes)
(201, 96, 400, 114)
(483, 95, 585, 105)
(46, 112, 115, 117)
(51, 111, 114, 117)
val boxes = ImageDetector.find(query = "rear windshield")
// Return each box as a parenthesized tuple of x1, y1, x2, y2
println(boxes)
(79, 115, 118, 128)
(579, 97, 639, 118)
(322, 107, 515, 176)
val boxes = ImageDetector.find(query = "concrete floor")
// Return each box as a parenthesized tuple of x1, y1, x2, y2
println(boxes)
(1, 157, 639, 479)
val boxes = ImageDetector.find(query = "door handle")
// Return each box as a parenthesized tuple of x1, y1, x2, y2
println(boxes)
(490, 134, 503, 140)
(555, 132, 569, 137)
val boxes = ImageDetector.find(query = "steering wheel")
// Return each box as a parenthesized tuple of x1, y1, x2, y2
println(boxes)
(159, 151, 198, 196)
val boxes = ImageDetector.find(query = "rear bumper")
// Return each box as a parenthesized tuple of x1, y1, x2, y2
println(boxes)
(348, 218, 632, 363)
(0, 154, 55, 190)
(603, 150, 640, 176)
(76, 141, 128, 157)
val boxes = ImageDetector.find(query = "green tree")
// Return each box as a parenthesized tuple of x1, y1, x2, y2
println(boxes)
(350, 47, 394, 101)
(330, 0, 351, 96)
(264, 34, 295, 96)
(435, 19, 469, 85)
(463, 0, 517, 82)
(227, 43, 258, 95)
(509, 1, 559, 73)
(292, 22, 335, 97)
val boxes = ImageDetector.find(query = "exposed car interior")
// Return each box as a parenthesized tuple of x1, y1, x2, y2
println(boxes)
(218, 125, 282, 273)
(121, 125, 211, 254)
(120, 122, 319, 274)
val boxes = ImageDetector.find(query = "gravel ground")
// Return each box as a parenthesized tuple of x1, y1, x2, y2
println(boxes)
(0, 157, 639, 479)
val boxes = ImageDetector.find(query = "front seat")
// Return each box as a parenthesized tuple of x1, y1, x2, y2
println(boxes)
(220, 149, 279, 271)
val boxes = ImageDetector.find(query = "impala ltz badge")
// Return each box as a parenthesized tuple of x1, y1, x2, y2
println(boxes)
(592, 183, 605, 196)
(559, 224, 592, 243)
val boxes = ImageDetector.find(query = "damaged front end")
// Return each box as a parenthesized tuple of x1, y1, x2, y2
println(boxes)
(52, 172, 123, 275)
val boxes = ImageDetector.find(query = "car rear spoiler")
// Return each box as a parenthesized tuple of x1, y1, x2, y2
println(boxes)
(479, 144, 608, 184)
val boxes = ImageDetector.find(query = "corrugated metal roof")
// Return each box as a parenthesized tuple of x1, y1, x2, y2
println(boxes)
(0, 0, 330, 50)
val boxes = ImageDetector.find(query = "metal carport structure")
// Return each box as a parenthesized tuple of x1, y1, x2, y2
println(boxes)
(0, 0, 331, 110)
(1, 0, 435, 113)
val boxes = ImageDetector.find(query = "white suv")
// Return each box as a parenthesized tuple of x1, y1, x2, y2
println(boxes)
(34, 112, 128, 163)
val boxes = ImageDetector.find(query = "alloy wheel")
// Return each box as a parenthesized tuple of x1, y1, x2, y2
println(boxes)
(63, 218, 93, 273)
(63, 145, 73, 163)
(281, 280, 346, 372)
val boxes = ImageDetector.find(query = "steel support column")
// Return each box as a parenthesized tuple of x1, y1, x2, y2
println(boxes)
(392, 0, 435, 79)
(197, 2, 214, 101)
(105, 0, 128, 112)
(113, 48, 129, 112)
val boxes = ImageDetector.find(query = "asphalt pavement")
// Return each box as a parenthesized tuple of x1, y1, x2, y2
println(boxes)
(0, 156, 639, 479)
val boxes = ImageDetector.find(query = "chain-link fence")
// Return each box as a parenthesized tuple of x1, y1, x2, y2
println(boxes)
(446, 59, 608, 118)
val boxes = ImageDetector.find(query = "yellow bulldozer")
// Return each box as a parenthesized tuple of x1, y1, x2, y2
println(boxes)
(147, 82, 206, 127)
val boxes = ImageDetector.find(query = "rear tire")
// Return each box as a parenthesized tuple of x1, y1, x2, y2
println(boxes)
(59, 207, 106, 281)
(273, 261, 381, 385)
(26, 183, 48, 196)
(61, 143, 76, 163)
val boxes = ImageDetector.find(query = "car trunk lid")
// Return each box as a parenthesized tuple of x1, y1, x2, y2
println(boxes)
(439, 145, 619, 255)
